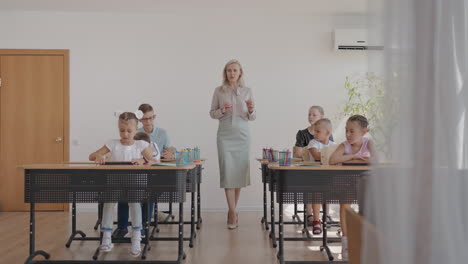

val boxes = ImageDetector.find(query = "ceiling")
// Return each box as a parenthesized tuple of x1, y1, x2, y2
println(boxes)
(0, 0, 368, 15)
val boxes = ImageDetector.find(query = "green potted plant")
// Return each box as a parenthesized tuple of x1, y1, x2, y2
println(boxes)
(337, 72, 397, 159)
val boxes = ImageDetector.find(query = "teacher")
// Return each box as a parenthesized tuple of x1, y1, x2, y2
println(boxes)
(209, 59, 256, 229)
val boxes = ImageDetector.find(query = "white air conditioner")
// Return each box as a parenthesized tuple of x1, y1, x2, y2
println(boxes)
(333, 28, 383, 51)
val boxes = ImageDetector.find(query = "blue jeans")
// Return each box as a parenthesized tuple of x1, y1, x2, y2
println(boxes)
(117, 202, 154, 229)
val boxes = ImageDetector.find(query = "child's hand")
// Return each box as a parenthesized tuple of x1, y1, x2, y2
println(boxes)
(162, 149, 175, 159)
(131, 158, 145, 165)
(146, 160, 160, 165)
(352, 155, 368, 161)
(245, 99, 255, 113)
(94, 154, 106, 165)
(221, 103, 232, 114)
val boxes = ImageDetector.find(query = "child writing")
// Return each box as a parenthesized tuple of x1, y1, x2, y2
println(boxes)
(329, 115, 376, 260)
(89, 112, 155, 257)
(306, 118, 336, 234)
(134, 132, 161, 165)
(133, 131, 161, 232)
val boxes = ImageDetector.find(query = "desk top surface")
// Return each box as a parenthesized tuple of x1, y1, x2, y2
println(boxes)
(268, 164, 371, 171)
(20, 163, 196, 170)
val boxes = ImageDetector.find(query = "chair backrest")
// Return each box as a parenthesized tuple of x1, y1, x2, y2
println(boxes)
(346, 208, 380, 264)
(293, 146, 311, 161)
(301, 147, 311, 161)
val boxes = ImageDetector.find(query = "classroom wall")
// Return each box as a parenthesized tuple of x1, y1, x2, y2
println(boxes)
(0, 4, 371, 211)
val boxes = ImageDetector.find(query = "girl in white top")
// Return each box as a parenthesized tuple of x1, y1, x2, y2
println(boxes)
(89, 112, 156, 257)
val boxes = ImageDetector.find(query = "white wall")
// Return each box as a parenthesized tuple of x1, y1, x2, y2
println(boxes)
(0, 7, 369, 211)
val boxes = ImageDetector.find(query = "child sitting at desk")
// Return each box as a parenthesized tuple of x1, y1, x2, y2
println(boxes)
(89, 112, 155, 257)
(133, 131, 162, 236)
(134, 132, 161, 164)
(329, 114, 376, 260)
(306, 118, 336, 234)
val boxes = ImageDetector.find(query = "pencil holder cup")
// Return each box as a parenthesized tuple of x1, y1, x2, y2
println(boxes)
(187, 149, 194, 162)
(268, 149, 279, 162)
(262, 148, 268, 159)
(176, 151, 188, 166)
(279, 151, 291, 166)
(193, 148, 201, 160)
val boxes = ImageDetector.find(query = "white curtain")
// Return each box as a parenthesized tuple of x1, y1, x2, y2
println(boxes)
(363, 0, 468, 263)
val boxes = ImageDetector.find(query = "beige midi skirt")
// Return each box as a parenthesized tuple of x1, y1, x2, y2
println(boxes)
(217, 117, 251, 188)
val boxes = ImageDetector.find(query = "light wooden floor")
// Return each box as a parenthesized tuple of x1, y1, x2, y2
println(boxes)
(0, 210, 344, 264)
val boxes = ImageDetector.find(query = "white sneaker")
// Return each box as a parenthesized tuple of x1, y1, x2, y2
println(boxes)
(130, 230, 142, 257)
(157, 212, 170, 222)
(99, 231, 114, 252)
(341, 236, 349, 260)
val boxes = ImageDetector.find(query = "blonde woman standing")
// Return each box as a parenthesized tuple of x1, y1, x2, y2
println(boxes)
(209, 60, 256, 229)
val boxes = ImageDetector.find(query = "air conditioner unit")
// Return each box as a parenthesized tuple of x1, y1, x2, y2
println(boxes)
(333, 28, 383, 51)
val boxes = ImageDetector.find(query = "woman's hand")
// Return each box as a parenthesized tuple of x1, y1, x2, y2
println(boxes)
(221, 103, 232, 114)
(245, 100, 255, 113)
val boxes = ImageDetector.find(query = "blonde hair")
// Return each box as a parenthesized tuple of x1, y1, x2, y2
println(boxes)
(315, 118, 332, 131)
(309, 105, 325, 115)
(222, 59, 245, 87)
(118, 112, 138, 126)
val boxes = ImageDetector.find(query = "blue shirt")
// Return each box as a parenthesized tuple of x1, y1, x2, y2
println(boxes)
(138, 126, 171, 151)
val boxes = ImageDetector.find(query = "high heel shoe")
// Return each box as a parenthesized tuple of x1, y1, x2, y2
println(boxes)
(227, 211, 237, 229)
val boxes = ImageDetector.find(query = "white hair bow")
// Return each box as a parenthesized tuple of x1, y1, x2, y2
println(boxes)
(135, 110, 144, 119)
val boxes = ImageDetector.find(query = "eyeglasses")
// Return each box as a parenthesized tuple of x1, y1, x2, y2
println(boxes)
(140, 115, 156, 121)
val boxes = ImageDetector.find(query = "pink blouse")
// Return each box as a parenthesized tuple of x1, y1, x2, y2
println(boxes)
(343, 137, 371, 158)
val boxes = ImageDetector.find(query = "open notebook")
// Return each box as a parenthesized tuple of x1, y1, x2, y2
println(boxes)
(151, 162, 177, 167)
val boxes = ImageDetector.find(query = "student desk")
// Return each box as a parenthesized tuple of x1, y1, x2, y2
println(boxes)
(151, 160, 205, 248)
(257, 159, 331, 248)
(22, 163, 195, 264)
(268, 164, 370, 264)
(90, 160, 205, 248)
(153, 160, 205, 231)
(256, 159, 307, 229)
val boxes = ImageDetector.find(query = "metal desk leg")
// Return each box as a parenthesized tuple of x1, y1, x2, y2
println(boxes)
(66, 198, 86, 248)
(302, 203, 312, 238)
(142, 200, 152, 259)
(24, 202, 50, 264)
(152, 202, 160, 236)
(270, 181, 277, 248)
(320, 203, 334, 261)
(30, 202, 48, 257)
(277, 200, 285, 264)
(196, 182, 202, 230)
(93, 202, 103, 230)
(189, 190, 196, 248)
(177, 202, 186, 263)
(262, 179, 269, 230)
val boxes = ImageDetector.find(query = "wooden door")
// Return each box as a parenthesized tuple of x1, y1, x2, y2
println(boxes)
(0, 50, 69, 211)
